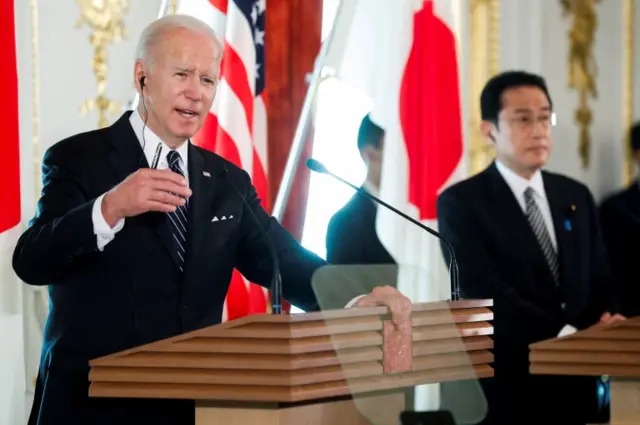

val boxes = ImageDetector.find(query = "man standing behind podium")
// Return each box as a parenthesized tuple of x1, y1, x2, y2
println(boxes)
(325, 114, 394, 265)
(437, 71, 622, 424)
(600, 122, 640, 318)
(12, 15, 410, 425)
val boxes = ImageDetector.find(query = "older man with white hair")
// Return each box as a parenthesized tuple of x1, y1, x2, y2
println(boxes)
(13, 14, 411, 425)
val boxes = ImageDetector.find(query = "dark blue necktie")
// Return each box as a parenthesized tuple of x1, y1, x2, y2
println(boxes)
(166, 150, 189, 272)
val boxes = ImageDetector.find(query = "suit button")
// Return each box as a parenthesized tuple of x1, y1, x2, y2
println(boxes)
(182, 303, 188, 310)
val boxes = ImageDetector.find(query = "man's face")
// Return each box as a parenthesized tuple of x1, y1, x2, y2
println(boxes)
(135, 28, 221, 146)
(482, 86, 553, 178)
(362, 136, 384, 186)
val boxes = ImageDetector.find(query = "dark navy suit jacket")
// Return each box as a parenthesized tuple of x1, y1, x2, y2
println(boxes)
(437, 163, 618, 424)
(13, 112, 354, 425)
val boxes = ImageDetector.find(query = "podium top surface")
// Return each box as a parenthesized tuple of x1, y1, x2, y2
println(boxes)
(530, 316, 640, 378)
(90, 299, 492, 365)
(88, 299, 494, 403)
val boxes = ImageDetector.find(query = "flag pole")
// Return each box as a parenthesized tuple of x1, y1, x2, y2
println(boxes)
(271, 1, 347, 222)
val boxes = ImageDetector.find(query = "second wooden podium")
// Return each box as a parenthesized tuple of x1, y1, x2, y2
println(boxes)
(530, 317, 640, 425)
(89, 299, 493, 425)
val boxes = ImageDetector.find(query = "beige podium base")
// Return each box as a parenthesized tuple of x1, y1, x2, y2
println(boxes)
(609, 378, 640, 425)
(196, 392, 405, 425)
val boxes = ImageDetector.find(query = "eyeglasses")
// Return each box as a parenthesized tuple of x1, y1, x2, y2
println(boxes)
(501, 112, 557, 132)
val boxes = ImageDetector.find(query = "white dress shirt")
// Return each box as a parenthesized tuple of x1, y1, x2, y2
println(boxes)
(362, 180, 379, 198)
(91, 110, 189, 250)
(494, 161, 576, 337)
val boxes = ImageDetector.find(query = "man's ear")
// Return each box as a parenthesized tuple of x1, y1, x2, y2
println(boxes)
(480, 120, 496, 143)
(134, 61, 146, 92)
(633, 149, 640, 166)
(362, 145, 382, 162)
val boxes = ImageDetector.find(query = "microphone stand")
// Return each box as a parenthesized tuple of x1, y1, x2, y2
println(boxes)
(307, 158, 460, 301)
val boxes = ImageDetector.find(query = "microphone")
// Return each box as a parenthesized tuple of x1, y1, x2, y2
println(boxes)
(306, 158, 461, 301)
(220, 165, 284, 314)
(150, 143, 162, 169)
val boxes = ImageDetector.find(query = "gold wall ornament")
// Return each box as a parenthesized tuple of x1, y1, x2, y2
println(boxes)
(560, 0, 600, 169)
(76, 0, 129, 128)
(169, 0, 179, 15)
(468, 0, 500, 175)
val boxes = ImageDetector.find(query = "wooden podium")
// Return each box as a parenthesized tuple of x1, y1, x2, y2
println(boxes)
(530, 317, 640, 425)
(89, 299, 494, 425)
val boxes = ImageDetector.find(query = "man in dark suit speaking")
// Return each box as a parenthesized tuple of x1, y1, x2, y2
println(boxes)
(13, 15, 410, 425)
(436, 71, 622, 424)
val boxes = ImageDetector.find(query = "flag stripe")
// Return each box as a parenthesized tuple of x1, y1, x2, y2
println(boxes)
(221, 43, 254, 134)
(0, 0, 21, 234)
(214, 116, 244, 167)
(253, 95, 268, 173)
(215, 79, 254, 171)
(226, 0, 257, 95)
(178, 0, 227, 36)
(209, 0, 228, 14)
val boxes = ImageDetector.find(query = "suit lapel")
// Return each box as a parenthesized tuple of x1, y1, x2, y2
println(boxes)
(183, 143, 223, 278)
(543, 172, 576, 288)
(486, 164, 557, 291)
(107, 111, 147, 181)
(106, 111, 182, 270)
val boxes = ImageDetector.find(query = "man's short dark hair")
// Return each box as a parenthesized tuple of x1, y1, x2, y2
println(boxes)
(480, 70, 553, 124)
(357, 114, 384, 151)
(630, 122, 640, 153)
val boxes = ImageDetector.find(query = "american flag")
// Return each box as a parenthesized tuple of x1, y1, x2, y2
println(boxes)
(177, 0, 270, 320)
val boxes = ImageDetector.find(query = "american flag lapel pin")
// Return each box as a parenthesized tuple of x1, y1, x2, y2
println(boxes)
(203, 171, 211, 177)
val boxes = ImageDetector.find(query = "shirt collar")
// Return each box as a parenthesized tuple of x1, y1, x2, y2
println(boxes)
(495, 160, 546, 199)
(129, 109, 189, 172)
(362, 180, 379, 198)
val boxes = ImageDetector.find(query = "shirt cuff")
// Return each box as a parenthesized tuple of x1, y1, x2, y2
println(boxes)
(92, 193, 125, 251)
(345, 294, 367, 308)
(558, 324, 577, 337)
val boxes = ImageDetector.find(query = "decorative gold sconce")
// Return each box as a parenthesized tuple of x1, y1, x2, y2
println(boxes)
(76, 0, 129, 128)
(560, 0, 600, 169)
(468, 0, 500, 175)
(169, 0, 179, 15)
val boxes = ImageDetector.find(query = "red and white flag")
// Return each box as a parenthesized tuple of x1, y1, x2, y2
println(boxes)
(335, 0, 464, 303)
(333, 0, 464, 409)
(177, 0, 269, 320)
(0, 1, 27, 423)
(0, 0, 22, 316)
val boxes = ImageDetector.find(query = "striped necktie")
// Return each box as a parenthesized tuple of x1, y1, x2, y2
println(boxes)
(524, 187, 560, 283)
(166, 150, 188, 272)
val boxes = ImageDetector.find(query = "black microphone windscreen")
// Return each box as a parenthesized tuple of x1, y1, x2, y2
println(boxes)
(306, 158, 328, 174)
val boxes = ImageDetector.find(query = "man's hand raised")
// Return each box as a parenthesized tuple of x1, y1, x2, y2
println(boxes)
(101, 169, 192, 227)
